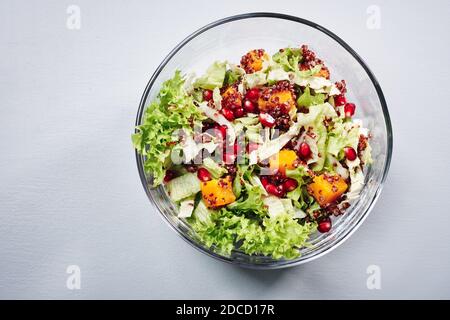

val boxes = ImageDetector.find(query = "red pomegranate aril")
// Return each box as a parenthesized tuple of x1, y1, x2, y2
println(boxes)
(299, 142, 311, 158)
(217, 125, 227, 140)
(318, 217, 332, 233)
(260, 176, 269, 188)
(247, 142, 259, 153)
(227, 102, 238, 110)
(245, 88, 260, 102)
(282, 178, 298, 192)
(259, 113, 276, 127)
(163, 170, 176, 183)
(344, 103, 356, 117)
(222, 108, 235, 121)
(334, 94, 346, 107)
(197, 168, 212, 182)
(234, 107, 245, 118)
(344, 146, 357, 161)
(203, 89, 213, 101)
(243, 99, 257, 113)
(266, 183, 283, 197)
(277, 184, 286, 195)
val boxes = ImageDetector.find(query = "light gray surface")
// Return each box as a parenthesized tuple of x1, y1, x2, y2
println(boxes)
(1, 0, 449, 299)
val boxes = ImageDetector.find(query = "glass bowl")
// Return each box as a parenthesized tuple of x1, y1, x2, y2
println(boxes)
(134, 13, 393, 269)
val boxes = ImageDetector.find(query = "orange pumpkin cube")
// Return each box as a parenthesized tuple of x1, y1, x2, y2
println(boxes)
(269, 149, 298, 176)
(314, 67, 330, 79)
(200, 176, 236, 208)
(258, 89, 296, 113)
(308, 174, 348, 206)
(240, 49, 267, 73)
(221, 86, 242, 110)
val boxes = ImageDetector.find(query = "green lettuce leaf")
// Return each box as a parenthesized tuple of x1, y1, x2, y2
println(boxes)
(285, 167, 317, 210)
(243, 71, 267, 88)
(297, 86, 326, 107)
(272, 47, 302, 72)
(224, 69, 241, 86)
(201, 158, 227, 179)
(296, 103, 337, 171)
(188, 208, 246, 255)
(238, 214, 316, 259)
(327, 119, 360, 160)
(227, 165, 267, 217)
(193, 61, 227, 90)
(132, 71, 205, 186)
(190, 206, 316, 259)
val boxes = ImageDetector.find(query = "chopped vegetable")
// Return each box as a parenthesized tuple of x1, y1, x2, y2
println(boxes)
(308, 174, 348, 206)
(202, 158, 227, 179)
(178, 198, 195, 218)
(166, 173, 201, 202)
(269, 149, 298, 175)
(200, 176, 236, 208)
(258, 88, 296, 113)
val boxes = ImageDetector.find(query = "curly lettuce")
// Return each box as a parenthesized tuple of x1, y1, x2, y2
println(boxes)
(227, 165, 267, 217)
(132, 71, 205, 186)
(238, 214, 316, 259)
(189, 207, 316, 259)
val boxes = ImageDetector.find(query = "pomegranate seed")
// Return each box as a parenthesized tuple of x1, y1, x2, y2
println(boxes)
(282, 178, 298, 192)
(247, 142, 259, 153)
(203, 89, 213, 101)
(344, 103, 356, 117)
(245, 88, 260, 102)
(217, 124, 227, 140)
(163, 170, 176, 183)
(243, 99, 257, 113)
(227, 102, 238, 110)
(222, 108, 235, 121)
(318, 217, 332, 233)
(197, 168, 212, 182)
(260, 176, 269, 188)
(259, 113, 276, 127)
(277, 184, 286, 195)
(299, 142, 311, 158)
(265, 183, 283, 197)
(234, 107, 245, 118)
(334, 94, 346, 107)
(344, 146, 357, 161)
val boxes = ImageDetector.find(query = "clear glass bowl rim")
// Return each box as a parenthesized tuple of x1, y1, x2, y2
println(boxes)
(134, 12, 393, 269)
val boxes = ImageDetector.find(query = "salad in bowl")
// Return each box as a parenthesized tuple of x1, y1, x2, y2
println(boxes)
(133, 45, 372, 260)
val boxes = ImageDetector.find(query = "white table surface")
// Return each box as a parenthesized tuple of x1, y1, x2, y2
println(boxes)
(1, 0, 449, 299)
